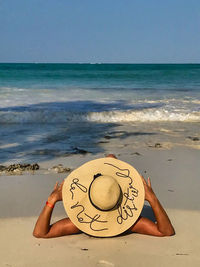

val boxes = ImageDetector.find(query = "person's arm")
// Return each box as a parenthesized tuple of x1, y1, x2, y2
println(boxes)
(130, 177, 175, 237)
(33, 181, 81, 238)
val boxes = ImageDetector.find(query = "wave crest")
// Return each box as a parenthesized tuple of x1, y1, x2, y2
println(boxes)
(0, 109, 199, 124)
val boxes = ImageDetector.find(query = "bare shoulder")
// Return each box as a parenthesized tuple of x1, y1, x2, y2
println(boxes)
(53, 218, 81, 233)
(129, 216, 165, 237)
(43, 218, 81, 238)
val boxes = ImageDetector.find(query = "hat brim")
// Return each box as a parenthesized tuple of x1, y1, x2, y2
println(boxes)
(62, 158, 145, 237)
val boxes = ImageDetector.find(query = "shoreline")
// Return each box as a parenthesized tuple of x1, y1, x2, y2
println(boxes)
(0, 121, 200, 167)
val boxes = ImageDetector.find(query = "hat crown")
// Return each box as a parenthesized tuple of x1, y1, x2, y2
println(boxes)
(89, 175, 121, 211)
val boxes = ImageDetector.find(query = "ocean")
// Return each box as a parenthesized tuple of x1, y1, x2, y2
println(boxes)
(0, 63, 200, 163)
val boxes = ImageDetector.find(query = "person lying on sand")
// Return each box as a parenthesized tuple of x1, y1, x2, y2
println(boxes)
(33, 154, 175, 238)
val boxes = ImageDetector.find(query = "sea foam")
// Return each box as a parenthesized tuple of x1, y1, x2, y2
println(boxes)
(0, 107, 199, 124)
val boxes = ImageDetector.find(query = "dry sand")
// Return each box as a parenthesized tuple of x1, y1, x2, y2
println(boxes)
(0, 146, 200, 267)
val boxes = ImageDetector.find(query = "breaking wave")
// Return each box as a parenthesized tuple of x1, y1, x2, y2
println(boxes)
(0, 101, 199, 124)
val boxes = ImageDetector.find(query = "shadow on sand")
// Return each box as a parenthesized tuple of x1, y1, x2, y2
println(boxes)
(0, 100, 159, 163)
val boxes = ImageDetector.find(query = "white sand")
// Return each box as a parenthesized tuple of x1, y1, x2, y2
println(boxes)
(0, 147, 200, 267)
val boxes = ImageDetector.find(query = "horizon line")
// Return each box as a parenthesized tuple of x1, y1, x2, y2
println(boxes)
(0, 62, 200, 64)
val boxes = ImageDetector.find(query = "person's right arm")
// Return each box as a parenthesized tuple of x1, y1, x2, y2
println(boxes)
(130, 177, 175, 237)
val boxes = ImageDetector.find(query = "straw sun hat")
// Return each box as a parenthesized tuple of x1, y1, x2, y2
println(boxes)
(62, 157, 145, 237)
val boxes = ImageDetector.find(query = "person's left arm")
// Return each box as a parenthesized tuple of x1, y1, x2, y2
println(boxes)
(33, 181, 80, 238)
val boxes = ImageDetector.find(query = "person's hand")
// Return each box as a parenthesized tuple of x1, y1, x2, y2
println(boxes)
(48, 180, 64, 204)
(141, 176, 156, 203)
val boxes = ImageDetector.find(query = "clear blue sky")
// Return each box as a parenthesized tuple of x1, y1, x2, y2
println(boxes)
(0, 0, 200, 63)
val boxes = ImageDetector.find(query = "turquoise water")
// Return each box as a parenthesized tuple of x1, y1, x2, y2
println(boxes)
(0, 63, 200, 162)
(0, 63, 200, 123)
(1, 63, 200, 90)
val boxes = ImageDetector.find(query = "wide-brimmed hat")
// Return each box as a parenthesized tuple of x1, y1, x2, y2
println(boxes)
(62, 157, 144, 237)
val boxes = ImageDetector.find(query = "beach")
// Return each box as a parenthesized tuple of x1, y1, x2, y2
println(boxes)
(0, 63, 200, 266)
(0, 145, 200, 267)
